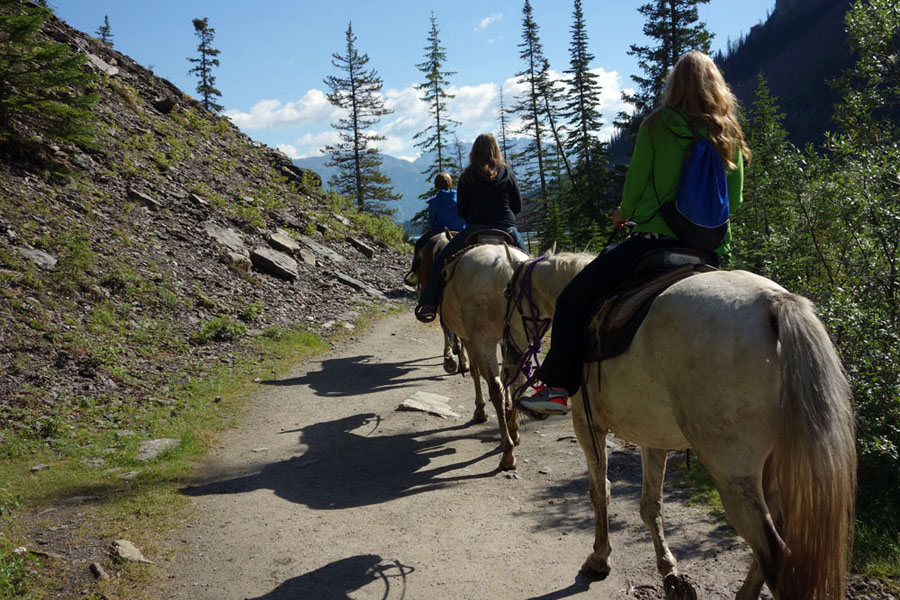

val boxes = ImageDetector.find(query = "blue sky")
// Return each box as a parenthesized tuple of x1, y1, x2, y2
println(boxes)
(53, 1, 775, 162)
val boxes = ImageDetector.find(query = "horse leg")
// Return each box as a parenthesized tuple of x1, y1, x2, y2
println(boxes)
(640, 448, 695, 600)
(468, 359, 487, 423)
(712, 475, 785, 597)
(471, 341, 515, 471)
(442, 326, 458, 374)
(456, 338, 469, 374)
(571, 388, 612, 579)
(736, 460, 781, 600)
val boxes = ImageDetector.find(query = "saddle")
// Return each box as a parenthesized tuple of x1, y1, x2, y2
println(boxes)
(584, 248, 717, 362)
(442, 229, 516, 282)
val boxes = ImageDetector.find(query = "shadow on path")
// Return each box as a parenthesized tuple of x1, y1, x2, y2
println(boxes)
(260, 354, 447, 397)
(245, 554, 415, 600)
(182, 413, 499, 509)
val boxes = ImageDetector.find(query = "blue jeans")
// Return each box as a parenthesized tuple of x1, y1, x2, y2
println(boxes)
(418, 224, 528, 307)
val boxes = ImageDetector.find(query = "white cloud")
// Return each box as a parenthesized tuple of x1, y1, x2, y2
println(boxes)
(224, 89, 338, 130)
(276, 143, 300, 159)
(477, 13, 503, 30)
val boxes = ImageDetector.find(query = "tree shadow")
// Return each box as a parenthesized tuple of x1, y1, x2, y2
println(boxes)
(245, 554, 415, 599)
(181, 413, 500, 509)
(260, 354, 450, 397)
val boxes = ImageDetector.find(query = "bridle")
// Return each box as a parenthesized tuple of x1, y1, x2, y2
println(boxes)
(502, 256, 551, 402)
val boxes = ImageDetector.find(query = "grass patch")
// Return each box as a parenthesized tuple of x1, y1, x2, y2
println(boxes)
(0, 319, 341, 597)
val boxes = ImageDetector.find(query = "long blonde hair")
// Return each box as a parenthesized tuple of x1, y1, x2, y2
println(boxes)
(462, 133, 506, 182)
(659, 51, 751, 170)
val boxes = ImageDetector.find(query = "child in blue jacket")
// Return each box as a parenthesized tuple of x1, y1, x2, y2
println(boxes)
(405, 173, 465, 284)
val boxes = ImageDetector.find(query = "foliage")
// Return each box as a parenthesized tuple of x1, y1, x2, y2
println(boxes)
(617, 0, 713, 137)
(95, 14, 113, 48)
(0, 0, 98, 150)
(323, 22, 399, 216)
(413, 13, 459, 194)
(511, 0, 552, 202)
(730, 1, 900, 572)
(561, 0, 615, 250)
(187, 17, 222, 113)
(193, 315, 246, 344)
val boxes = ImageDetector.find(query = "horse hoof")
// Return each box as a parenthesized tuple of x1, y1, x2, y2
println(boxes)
(664, 574, 697, 600)
(458, 364, 469, 374)
(498, 453, 516, 471)
(579, 555, 611, 581)
(472, 409, 488, 423)
(443, 357, 458, 373)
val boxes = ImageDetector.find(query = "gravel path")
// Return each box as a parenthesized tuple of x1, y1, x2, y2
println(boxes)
(155, 312, 756, 599)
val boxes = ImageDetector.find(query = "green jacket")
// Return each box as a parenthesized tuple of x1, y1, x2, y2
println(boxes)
(621, 108, 744, 257)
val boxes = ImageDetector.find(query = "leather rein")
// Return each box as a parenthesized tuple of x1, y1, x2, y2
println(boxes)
(502, 256, 551, 401)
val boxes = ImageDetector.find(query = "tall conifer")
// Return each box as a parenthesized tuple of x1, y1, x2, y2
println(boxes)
(512, 0, 550, 201)
(323, 22, 399, 216)
(617, 0, 713, 136)
(187, 18, 223, 113)
(413, 13, 458, 191)
(0, 0, 98, 149)
(95, 15, 113, 48)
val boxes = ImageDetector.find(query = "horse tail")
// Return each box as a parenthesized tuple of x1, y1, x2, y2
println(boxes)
(769, 292, 856, 599)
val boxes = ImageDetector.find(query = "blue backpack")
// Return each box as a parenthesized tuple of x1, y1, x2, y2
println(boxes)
(659, 137, 729, 253)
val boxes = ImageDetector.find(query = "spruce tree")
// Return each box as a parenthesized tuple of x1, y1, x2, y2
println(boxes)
(562, 0, 611, 249)
(413, 13, 458, 192)
(497, 84, 513, 164)
(187, 17, 223, 113)
(617, 0, 713, 136)
(512, 0, 550, 201)
(0, 0, 98, 150)
(95, 15, 113, 48)
(563, 0, 604, 173)
(323, 22, 399, 216)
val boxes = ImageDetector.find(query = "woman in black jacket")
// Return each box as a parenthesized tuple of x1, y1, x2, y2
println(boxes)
(415, 133, 528, 322)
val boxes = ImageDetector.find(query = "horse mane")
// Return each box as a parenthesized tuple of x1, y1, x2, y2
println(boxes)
(541, 248, 595, 280)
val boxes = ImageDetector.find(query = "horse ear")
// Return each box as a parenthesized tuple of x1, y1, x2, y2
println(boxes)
(504, 243, 515, 264)
(549, 242, 557, 257)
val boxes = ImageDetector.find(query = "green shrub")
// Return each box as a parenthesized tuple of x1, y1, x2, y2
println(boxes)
(193, 316, 246, 344)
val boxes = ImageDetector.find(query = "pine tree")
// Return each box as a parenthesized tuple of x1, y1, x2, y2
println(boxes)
(95, 15, 113, 48)
(617, 0, 713, 136)
(323, 22, 399, 216)
(497, 84, 513, 164)
(563, 0, 604, 173)
(0, 0, 98, 150)
(413, 13, 459, 192)
(512, 0, 550, 201)
(187, 17, 223, 113)
(451, 133, 466, 181)
(562, 0, 611, 249)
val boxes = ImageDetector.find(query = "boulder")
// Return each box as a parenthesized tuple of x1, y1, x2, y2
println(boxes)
(346, 236, 375, 258)
(127, 188, 161, 211)
(268, 228, 300, 254)
(15, 247, 57, 271)
(203, 222, 247, 256)
(251, 246, 298, 280)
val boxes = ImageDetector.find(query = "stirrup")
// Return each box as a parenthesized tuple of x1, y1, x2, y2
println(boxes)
(403, 271, 418, 286)
(415, 304, 437, 323)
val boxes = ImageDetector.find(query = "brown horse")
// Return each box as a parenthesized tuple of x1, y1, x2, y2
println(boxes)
(413, 230, 467, 374)
(505, 251, 857, 599)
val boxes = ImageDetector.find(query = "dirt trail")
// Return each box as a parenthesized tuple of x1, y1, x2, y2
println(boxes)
(155, 313, 754, 600)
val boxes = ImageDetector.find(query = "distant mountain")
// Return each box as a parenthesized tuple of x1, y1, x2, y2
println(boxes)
(719, 0, 854, 146)
(294, 154, 428, 223)
(295, 138, 532, 225)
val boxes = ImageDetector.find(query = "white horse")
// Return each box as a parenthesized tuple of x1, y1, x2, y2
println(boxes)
(440, 243, 530, 470)
(505, 251, 856, 600)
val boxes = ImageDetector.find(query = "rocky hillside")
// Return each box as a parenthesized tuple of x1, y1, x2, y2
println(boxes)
(0, 10, 411, 441)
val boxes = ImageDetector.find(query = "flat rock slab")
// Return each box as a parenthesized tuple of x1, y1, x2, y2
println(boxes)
(297, 234, 345, 264)
(346, 235, 375, 258)
(137, 438, 181, 461)
(397, 391, 459, 418)
(203, 222, 247, 256)
(268, 228, 300, 254)
(16, 247, 57, 271)
(333, 271, 385, 299)
(251, 246, 298, 280)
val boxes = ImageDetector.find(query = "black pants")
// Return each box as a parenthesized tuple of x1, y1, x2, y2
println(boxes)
(537, 235, 707, 396)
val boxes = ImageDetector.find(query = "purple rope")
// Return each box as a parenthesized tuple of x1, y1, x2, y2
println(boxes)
(504, 256, 551, 391)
